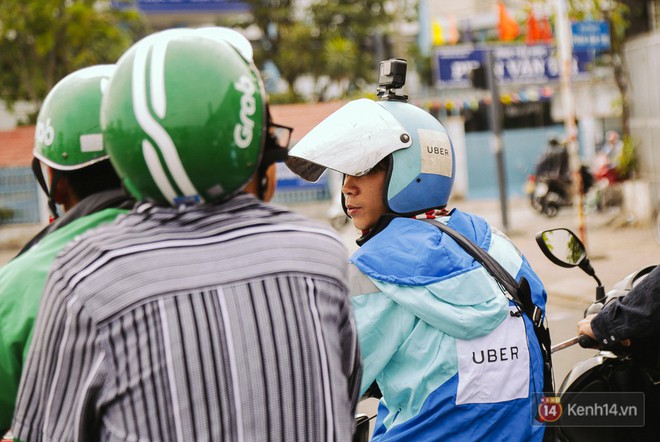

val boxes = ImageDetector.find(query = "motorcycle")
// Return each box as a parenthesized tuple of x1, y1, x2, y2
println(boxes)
(527, 175, 573, 218)
(526, 167, 594, 218)
(536, 227, 659, 441)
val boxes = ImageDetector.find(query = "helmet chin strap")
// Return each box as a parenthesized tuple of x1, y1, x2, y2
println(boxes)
(31, 157, 60, 220)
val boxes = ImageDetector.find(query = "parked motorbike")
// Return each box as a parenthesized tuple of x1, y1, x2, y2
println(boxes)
(526, 166, 594, 218)
(527, 175, 573, 218)
(536, 227, 659, 441)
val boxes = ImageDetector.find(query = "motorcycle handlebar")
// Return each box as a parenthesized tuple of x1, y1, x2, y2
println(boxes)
(552, 334, 620, 353)
(578, 334, 598, 348)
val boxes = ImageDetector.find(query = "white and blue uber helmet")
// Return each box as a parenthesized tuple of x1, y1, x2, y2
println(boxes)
(286, 97, 456, 216)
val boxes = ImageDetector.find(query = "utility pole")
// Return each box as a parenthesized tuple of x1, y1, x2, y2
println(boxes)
(555, 0, 588, 246)
(484, 48, 509, 232)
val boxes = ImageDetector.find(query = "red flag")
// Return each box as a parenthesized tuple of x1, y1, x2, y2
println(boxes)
(538, 16, 553, 42)
(526, 10, 541, 44)
(498, 1, 520, 41)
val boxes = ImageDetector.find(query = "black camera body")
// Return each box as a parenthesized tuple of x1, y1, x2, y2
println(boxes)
(377, 58, 408, 101)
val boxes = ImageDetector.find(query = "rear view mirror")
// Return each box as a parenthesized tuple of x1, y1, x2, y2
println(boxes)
(535, 228, 587, 268)
(536, 228, 604, 300)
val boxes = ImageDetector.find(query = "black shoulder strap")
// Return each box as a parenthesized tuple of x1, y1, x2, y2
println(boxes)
(421, 219, 521, 305)
(421, 218, 555, 394)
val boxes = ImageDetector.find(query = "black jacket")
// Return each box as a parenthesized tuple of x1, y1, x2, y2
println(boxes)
(592, 266, 660, 344)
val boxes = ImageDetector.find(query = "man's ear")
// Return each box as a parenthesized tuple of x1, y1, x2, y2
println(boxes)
(50, 173, 67, 205)
(51, 174, 79, 211)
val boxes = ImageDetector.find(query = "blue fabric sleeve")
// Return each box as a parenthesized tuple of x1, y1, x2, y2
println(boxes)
(374, 276, 509, 340)
(351, 293, 416, 396)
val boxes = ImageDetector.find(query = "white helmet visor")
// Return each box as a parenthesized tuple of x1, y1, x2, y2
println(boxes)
(285, 98, 412, 182)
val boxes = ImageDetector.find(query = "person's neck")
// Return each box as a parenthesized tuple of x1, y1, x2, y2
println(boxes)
(61, 192, 80, 213)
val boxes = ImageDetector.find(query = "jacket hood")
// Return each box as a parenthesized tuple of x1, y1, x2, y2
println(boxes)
(351, 210, 491, 285)
(349, 210, 509, 335)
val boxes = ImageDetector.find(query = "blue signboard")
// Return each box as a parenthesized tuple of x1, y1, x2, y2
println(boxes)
(434, 44, 595, 89)
(434, 46, 483, 88)
(112, 0, 249, 13)
(571, 20, 611, 50)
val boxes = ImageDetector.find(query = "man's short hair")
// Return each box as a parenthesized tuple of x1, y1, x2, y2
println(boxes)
(64, 159, 121, 201)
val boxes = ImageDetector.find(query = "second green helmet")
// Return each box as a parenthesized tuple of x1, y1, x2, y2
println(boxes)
(34, 65, 115, 170)
(101, 28, 267, 206)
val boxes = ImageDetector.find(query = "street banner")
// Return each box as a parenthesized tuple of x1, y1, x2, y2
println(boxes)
(434, 44, 594, 89)
(111, 0, 249, 12)
(571, 20, 611, 51)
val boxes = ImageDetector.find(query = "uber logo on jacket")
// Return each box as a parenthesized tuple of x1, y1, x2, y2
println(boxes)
(455, 307, 530, 405)
(472, 346, 520, 364)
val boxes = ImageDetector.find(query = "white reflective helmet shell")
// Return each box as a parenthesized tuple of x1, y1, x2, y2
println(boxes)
(286, 99, 412, 181)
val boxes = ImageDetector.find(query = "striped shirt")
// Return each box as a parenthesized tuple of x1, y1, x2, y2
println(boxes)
(12, 193, 361, 442)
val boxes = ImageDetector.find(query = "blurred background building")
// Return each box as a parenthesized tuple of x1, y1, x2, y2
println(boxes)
(1, 0, 658, 227)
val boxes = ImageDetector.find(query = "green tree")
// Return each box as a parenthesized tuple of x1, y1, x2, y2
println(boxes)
(271, 21, 318, 101)
(309, 0, 394, 100)
(0, 0, 146, 119)
(406, 42, 434, 88)
(225, 0, 410, 102)
(225, 0, 297, 96)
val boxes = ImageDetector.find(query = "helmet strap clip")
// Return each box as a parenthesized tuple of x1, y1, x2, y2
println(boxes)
(31, 157, 60, 220)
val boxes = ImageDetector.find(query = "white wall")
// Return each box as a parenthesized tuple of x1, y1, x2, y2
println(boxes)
(0, 101, 36, 131)
(624, 31, 660, 221)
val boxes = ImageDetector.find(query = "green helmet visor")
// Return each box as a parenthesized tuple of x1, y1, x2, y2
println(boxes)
(285, 99, 412, 182)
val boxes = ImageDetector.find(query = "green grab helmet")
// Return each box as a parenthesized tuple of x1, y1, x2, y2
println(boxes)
(286, 98, 455, 215)
(34, 64, 116, 171)
(102, 28, 267, 206)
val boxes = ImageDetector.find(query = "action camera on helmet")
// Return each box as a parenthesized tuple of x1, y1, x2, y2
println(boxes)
(377, 58, 408, 101)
